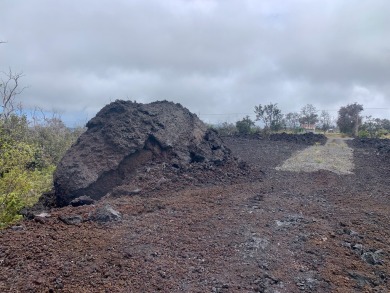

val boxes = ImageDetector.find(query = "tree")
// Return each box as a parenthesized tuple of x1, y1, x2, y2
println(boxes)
(337, 103, 363, 136)
(0, 69, 26, 120)
(299, 104, 318, 126)
(318, 110, 332, 133)
(254, 103, 283, 132)
(284, 112, 301, 132)
(236, 116, 255, 135)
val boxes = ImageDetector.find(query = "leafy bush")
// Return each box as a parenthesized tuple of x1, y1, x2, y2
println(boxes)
(0, 115, 82, 228)
(0, 135, 55, 227)
(358, 130, 369, 138)
(236, 116, 255, 135)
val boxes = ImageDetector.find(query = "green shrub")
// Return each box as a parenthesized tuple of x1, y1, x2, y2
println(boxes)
(0, 124, 56, 228)
(236, 116, 255, 135)
(358, 130, 369, 138)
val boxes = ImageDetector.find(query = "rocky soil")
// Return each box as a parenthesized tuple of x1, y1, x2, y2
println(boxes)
(1, 135, 389, 292)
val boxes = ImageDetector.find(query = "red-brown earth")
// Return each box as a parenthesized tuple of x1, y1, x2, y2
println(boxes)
(1, 136, 389, 293)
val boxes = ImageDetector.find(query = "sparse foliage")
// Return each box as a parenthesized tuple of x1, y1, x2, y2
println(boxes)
(212, 122, 237, 136)
(0, 69, 26, 120)
(318, 110, 332, 133)
(30, 116, 85, 165)
(299, 104, 318, 126)
(284, 112, 301, 133)
(254, 103, 283, 132)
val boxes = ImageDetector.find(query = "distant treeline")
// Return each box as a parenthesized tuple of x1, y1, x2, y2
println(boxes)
(210, 103, 389, 138)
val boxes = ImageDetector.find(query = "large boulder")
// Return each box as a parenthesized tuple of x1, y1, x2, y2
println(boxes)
(54, 100, 231, 206)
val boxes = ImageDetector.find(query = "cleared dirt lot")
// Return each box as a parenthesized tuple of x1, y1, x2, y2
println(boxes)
(1, 136, 389, 292)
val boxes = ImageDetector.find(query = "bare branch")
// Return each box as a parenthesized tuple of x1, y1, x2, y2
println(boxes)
(0, 69, 27, 120)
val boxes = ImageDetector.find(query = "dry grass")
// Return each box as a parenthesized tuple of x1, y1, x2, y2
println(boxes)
(325, 132, 352, 139)
(276, 138, 354, 175)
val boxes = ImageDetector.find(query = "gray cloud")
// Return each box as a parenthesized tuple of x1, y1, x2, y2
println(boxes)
(1, 0, 389, 125)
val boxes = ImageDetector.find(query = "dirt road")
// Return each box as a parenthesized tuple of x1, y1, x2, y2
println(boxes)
(1, 137, 389, 292)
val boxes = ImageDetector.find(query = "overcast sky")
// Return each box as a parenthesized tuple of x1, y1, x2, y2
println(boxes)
(1, 0, 389, 126)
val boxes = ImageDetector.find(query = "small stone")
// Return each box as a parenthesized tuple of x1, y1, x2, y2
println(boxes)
(10, 225, 25, 231)
(342, 242, 351, 248)
(34, 277, 44, 285)
(36, 212, 51, 218)
(349, 230, 359, 237)
(70, 195, 95, 207)
(361, 252, 381, 265)
(59, 215, 83, 225)
(89, 205, 121, 223)
(55, 277, 64, 289)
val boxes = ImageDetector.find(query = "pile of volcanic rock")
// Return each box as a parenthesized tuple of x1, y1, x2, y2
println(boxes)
(53, 100, 244, 207)
(351, 138, 390, 158)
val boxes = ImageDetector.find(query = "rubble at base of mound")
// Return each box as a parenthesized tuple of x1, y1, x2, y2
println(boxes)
(54, 100, 234, 207)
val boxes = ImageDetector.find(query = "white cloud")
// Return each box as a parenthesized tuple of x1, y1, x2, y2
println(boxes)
(1, 0, 389, 125)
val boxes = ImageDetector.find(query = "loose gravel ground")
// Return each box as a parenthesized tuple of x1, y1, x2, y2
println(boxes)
(276, 138, 355, 175)
(0, 136, 389, 292)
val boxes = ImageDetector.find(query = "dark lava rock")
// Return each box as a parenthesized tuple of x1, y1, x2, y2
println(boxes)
(361, 251, 382, 265)
(351, 138, 390, 157)
(269, 132, 327, 145)
(348, 271, 373, 288)
(58, 215, 84, 225)
(89, 205, 121, 223)
(70, 195, 95, 207)
(54, 100, 231, 206)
